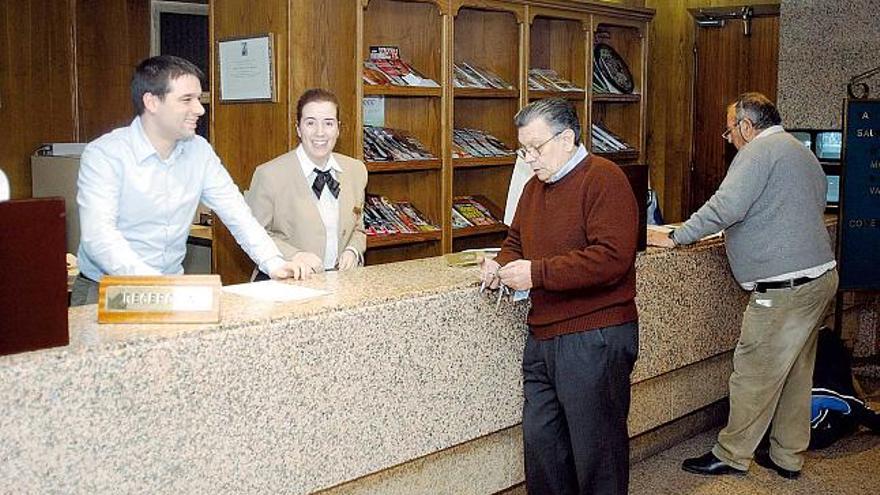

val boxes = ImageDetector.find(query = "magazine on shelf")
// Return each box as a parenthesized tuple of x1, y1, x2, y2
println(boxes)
(452, 196, 499, 227)
(451, 208, 473, 229)
(364, 194, 439, 236)
(453, 128, 514, 158)
(363, 126, 436, 162)
(365, 46, 439, 88)
(591, 123, 634, 152)
(528, 69, 584, 93)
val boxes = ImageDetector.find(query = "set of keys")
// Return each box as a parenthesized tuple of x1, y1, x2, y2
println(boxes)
(480, 272, 512, 312)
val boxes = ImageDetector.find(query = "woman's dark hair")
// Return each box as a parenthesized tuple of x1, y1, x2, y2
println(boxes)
(296, 88, 340, 123)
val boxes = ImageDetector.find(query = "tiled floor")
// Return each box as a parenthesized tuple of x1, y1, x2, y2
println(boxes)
(630, 375, 880, 495)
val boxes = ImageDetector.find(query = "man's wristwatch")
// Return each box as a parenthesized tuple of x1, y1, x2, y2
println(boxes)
(667, 229, 679, 247)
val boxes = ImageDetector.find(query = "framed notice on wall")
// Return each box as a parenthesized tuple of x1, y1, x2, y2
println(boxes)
(217, 33, 275, 102)
(838, 98, 880, 290)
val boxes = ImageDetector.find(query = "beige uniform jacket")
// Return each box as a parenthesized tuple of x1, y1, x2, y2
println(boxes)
(247, 150, 367, 265)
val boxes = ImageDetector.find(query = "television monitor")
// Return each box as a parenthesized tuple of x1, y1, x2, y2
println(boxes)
(791, 131, 812, 150)
(815, 131, 842, 161)
(826, 175, 840, 206)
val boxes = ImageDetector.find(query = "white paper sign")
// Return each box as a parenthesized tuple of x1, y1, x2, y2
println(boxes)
(218, 35, 274, 101)
(363, 96, 385, 126)
(223, 280, 329, 303)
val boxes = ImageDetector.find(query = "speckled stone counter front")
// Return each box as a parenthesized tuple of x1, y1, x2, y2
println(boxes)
(1, 241, 745, 494)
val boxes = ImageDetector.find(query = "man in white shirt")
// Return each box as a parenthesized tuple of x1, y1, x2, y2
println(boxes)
(72, 55, 299, 305)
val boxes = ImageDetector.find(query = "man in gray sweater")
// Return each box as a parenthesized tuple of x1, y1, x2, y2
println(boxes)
(649, 93, 838, 479)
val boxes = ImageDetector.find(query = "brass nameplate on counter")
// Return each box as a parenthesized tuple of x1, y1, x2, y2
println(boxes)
(98, 275, 221, 324)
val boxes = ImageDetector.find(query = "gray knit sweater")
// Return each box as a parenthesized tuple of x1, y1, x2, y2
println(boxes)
(675, 129, 834, 284)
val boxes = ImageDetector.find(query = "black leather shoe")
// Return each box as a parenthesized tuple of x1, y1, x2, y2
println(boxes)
(682, 452, 747, 476)
(754, 450, 801, 479)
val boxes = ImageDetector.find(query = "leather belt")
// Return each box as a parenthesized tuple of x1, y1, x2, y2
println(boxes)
(754, 276, 814, 293)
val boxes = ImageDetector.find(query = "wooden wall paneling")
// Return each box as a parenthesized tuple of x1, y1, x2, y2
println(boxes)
(211, 0, 291, 284)
(75, 0, 150, 142)
(290, 0, 359, 157)
(0, 0, 77, 199)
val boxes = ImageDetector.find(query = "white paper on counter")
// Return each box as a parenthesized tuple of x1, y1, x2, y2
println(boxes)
(222, 280, 330, 302)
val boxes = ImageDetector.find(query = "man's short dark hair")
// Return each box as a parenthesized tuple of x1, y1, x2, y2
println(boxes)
(733, 92, 782, 130)
(296, 88, 340, 123)
(514, 98, 581, 145)
(131, 55, 204, 115)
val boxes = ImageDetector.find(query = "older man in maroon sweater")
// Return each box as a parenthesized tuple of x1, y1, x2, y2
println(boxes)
(481, 98, 639, 495)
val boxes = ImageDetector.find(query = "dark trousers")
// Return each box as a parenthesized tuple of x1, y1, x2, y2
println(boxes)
(523, 321, 639, 495)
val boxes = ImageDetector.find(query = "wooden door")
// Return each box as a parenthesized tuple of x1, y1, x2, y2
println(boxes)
(689, 10, 778, 215)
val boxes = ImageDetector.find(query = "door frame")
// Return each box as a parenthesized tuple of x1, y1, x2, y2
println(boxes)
(685, 3, 779, 217)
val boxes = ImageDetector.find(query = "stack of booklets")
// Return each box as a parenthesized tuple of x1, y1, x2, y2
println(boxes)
(452, 196, 502, 229)
(452, 128, 515, 158)
(527, 68, 584, 93)
(591, 123, 634, 153)
(364, 194, 440, 236)
(363, 126, 436, 162)
(363, 46, 439, 88)
(452, 62, 515, 90)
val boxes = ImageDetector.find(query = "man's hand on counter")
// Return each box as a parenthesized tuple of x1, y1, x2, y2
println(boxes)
(337, 250, 359, 271)
(271, 252, 325, 280)
(647, 228, 676, 248)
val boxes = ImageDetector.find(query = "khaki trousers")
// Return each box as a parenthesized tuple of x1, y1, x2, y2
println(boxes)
(713, 268, 838, 472)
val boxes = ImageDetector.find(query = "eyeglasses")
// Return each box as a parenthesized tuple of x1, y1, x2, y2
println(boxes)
(721, 119, 748, 141)
(516, 130, 564, 160)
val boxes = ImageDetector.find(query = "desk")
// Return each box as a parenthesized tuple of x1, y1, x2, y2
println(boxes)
(0, 236, 758, 493)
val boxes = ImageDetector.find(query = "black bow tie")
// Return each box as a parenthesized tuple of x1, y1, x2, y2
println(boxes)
(312, 169, 339, 199)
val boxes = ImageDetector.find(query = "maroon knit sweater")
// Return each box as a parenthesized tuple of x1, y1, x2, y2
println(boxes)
(494, 154, 638, 340)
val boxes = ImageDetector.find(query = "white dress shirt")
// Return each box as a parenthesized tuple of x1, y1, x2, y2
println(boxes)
(77, 117, 284, 280)
(295, 146, 344, 269)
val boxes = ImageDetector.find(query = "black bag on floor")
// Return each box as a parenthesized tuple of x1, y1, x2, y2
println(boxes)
(809, 327, 880, 450)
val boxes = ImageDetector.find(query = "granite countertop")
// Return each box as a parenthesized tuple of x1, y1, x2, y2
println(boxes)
(4, 235, 736, 367)
(53, 257, 483, 357)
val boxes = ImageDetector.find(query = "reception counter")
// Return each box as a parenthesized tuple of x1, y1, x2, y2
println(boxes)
(0, 238, 747, 493)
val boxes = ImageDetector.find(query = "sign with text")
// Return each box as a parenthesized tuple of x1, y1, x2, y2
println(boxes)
(839, 99, 880, 290)
(98, 275, 221, 324)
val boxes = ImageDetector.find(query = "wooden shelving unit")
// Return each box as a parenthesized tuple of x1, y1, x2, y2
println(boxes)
(453, 88, 519, 99)
(366, 231, 442, 249)
(592, 93, 641, 103)
(359, 0, 446, 265)
(352, 0, 653, 262)
(453, 156, 516, 168)
(365, 159, 442, 173)
(529, 90, 586, 101)
(363, 85, 443, 97)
